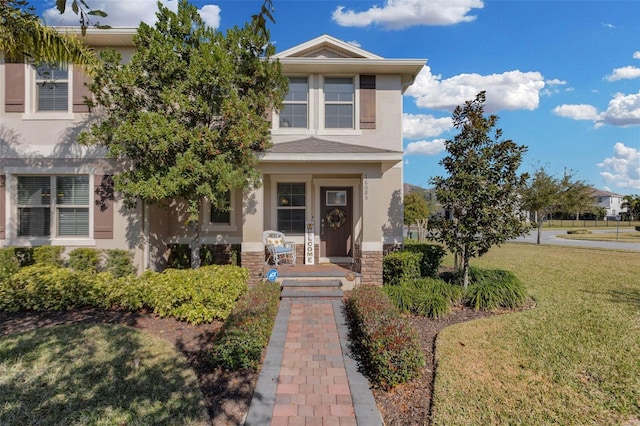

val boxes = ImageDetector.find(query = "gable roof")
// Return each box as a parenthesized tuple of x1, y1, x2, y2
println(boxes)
(275, 34, 383, 60)
(274, 34, 426, 90)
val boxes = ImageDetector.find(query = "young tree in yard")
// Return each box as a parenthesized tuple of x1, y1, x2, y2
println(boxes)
(80, 0, 287, 267)
(404, 191, 430, 242)
(520, 168, 563, 244)
(431, 92, 529, 289)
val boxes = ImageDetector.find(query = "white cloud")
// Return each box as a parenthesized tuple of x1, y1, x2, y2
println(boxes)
(43, 0, 222, 29)
(602, 23, 616, 29)
(598, 143, 640, 189)
(347, 40, 362, 48)
(405, 66, 545, 112)
(552, 104, 601, 121)
(405, 139, 446, 156)
(600, 91, 640, 127)
(553, 91, 640, 128)
(634, 51, 640, 60)
(546, 79, 566, 86)
(605, 66, 640, 82)
(403, 114, 453, 139)
(332, 0, 484, 30)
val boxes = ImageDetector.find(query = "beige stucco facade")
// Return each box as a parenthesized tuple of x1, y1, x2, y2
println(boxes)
(1, 30, 425, 284)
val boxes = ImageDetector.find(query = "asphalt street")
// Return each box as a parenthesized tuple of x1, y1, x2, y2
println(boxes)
(511, 229, 640, 252)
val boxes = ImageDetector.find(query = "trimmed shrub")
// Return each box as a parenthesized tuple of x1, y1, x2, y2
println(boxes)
(463, 267, 527, 311)
(567, 229, 591, 235)
(86, 272, 146, 311)
(0, 264, 92, 311)
(13, 248, 34, 267)
(346, 284, 425, 389)
(33, 246, 64, 266)
(141, 265, 248, 324)
(0, 248, 20, 282)
(104, 249, 136, 277)
(383, 251, 421, 285)
(211, 281, 281, 371)
(403, 243, 446, 277)
(68, 248, 101, 273)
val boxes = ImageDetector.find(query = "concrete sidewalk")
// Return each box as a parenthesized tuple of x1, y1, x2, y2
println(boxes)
(244, 297, 382, 426)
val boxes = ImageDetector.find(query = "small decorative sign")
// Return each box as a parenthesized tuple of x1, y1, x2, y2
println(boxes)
(305, 222, 315, 265)
(266, 268, 279, 282)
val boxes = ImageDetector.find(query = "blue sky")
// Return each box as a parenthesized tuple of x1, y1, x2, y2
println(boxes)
(37, 0, 640, 195)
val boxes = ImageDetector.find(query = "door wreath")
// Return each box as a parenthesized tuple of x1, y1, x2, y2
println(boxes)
(326, 208, 347, 229)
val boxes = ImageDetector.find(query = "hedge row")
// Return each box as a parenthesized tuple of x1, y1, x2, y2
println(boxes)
(0, 263, 248, 325)
(345, 284, 425, 390)
(383, 243, 446, 285)
(211, 280, 281, 371)
(0, 246, 136, 277)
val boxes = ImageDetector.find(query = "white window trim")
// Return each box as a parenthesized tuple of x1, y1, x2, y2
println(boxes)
(4, 170, 96, 246)
(272, 74, 362, 136)
(270, 175, 312, 240)
(202, 190, 237, 232)
(22, 63, 74, 120)
(319, 74, 360, 135)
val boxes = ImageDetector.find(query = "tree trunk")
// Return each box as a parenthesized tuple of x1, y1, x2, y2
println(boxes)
(462, 250, 470, 290)
(536, 219, 543, 244)
(190, 221, 201, 269)
(416, 218, 428, 242)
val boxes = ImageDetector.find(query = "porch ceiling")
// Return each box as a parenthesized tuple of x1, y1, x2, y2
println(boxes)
(260, 137, 403, 163)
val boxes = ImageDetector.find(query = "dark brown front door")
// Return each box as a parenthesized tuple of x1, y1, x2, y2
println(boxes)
(320, 187, 352, 257)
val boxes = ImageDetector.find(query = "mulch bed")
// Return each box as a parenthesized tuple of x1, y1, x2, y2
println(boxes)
(0, 305, 492, 425)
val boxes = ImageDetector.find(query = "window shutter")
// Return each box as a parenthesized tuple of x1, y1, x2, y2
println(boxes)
(72, 66, 92, 113)
(5, 63, 25, 113)
(0, 176, 5, 239)
(359, 75, 376, 129)
(94, 175, 114, 239)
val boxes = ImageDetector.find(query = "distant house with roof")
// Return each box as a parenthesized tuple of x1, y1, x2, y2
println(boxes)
(591, 188, 627, 218)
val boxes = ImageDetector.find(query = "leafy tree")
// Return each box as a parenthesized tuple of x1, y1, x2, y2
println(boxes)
(0, 0, 97, 68)
(520, 167, 563, 244)
(404, 191, 430, 242)
(79, 0, 287, 267)
(520, 168, 594, 244)
(558, 174, 594, 220)
(431, 92, 529, 289)
(622, 194, 640, 221)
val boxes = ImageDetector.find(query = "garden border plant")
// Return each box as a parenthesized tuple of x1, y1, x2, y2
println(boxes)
(346, 284, 425, 389)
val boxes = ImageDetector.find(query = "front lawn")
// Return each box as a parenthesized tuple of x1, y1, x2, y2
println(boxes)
(432, 244, 640, 425)
(0, 323, 209, 425)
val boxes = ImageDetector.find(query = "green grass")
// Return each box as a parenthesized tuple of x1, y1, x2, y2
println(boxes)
(432, 244, 640, 425)
(0, 324, 209, 425)
(559, 231, 640, 243)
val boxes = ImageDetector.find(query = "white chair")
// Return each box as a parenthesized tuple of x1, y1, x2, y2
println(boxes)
(263, 230, 296, 266)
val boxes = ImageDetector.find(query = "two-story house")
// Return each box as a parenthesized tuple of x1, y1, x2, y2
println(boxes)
(0, 30, 425, 285)
(591, 188, 627, 219)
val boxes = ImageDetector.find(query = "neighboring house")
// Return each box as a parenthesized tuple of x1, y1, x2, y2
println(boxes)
(0, 31, 425, 285)
(591, 188, 627, 218)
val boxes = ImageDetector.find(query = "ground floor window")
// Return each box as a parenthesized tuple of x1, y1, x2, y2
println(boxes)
(277, 182, 306, 234)
(17, 175, 89, 237)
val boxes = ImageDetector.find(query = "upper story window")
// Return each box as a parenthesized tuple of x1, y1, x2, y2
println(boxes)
(324, 77, 354, 129)
(35, 64, 69, 112)
(280, 77, 308, 128)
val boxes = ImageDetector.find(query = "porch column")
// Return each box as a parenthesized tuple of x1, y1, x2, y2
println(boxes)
(241, 180, 265, 287)
(360, 171, 384, 285)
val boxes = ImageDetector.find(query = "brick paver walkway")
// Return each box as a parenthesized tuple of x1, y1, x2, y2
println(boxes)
(245, 297, 381, 425)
